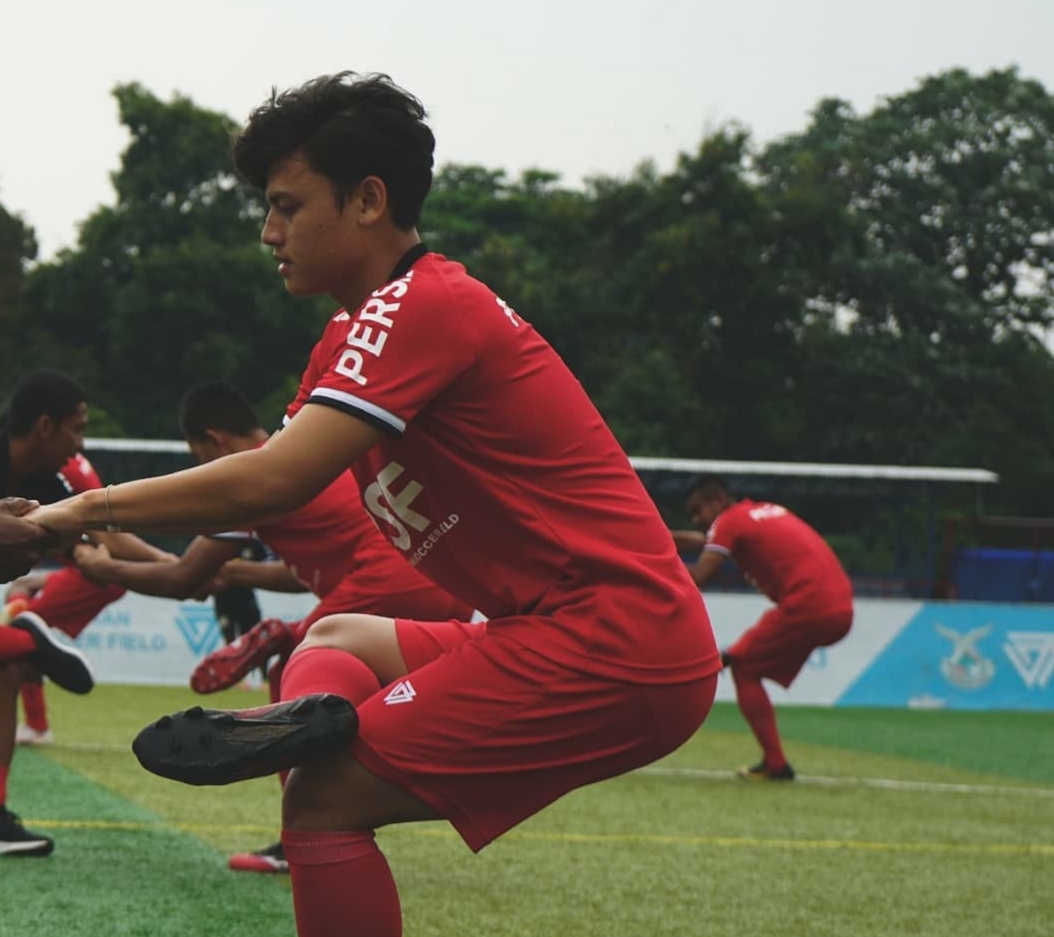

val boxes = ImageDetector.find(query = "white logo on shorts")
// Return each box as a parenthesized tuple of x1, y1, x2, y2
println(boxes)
(383, 680, 416, 705)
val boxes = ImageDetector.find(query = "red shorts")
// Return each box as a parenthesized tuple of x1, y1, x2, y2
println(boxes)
(25, 567, 126, 639)
(726, 604, 853, 687)
(293, 577, 474, 641)
(353, 615, 718, 852)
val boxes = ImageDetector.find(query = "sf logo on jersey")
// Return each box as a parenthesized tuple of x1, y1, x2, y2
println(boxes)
(364, 461, 430, 551)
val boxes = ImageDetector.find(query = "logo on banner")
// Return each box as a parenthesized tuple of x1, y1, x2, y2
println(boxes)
(1003, 632, 1054, 689)
(174, 605, 223, 658)
(935, 624, 996, 690)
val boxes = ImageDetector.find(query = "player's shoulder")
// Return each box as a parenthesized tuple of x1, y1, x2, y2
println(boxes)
(721, 500, 755, 523)
(402, 252, 499, 310)
(60, 453, 103, 491)
(739, 500, 790, 522)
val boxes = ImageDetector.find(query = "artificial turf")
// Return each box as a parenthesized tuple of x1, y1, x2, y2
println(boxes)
(3, 686, 1051, 937)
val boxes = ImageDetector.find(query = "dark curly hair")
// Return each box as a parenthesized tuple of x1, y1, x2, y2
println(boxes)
(232, 71, 435, 230)
(2, 369, 86, 437)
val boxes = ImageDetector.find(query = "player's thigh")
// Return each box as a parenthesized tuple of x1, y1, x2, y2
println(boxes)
(29, 567, 124, 637)
(727, 606, 798, 662)
(299, 613, 481, 685)
(351, 624, 716, 851)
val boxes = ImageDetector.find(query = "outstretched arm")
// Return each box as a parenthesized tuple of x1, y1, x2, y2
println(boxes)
(213, 558, 310, 594)
(93, 530, 179, 563)
(26, 405, 383, 538)
(683, 548, 727, 589)
(75, 536, 241, 600)
(670, 529, 708, 553)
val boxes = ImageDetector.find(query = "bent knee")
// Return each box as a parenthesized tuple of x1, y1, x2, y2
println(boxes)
(298, 614, 396, 657)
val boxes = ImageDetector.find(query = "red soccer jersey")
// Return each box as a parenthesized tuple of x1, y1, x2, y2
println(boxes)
(286, 251, 718, 682)
(704, 499, 853, 608)
(60, 453, 104, 494)
(252, 468, 445, 602)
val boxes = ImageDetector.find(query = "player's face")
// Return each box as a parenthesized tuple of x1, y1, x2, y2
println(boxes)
(261, 153, 365, 300)
(686, 490, 723, 530)
(40, 402, 88, 471)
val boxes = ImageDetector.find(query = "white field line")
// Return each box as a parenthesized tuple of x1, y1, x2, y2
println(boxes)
(46, 741, 1054, 799)
(639, 765, 1054, 798)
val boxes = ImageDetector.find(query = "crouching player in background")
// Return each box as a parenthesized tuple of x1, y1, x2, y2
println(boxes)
(671, 473, 854, 780)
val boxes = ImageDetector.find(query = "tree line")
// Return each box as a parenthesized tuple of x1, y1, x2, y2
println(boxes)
(2, 67, 1054, 553)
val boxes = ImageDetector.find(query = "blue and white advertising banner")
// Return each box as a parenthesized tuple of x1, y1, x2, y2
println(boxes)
(702, 594, 1054, 710)
(835, 602, 1054, 710)
(70, 592, 315, 688)
(54, 591, 1054, 710)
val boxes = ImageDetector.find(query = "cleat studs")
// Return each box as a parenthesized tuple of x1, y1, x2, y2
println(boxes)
(155, 715, 173, 730)
(321, 695, 347, 713)
(185, 706, 205, 720)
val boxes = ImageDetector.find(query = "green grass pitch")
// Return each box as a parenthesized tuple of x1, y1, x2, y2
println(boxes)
(4, 684, 1052, 936)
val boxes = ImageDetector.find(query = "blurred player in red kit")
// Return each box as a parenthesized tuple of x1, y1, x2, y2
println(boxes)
(0, 369, 164, 855)
(17, 73, 720, 936)
(671, 474, 853, 780)
(76, 378, 474, 873)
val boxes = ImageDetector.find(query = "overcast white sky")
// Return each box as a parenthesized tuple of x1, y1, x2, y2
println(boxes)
(5, 0, 1054, 260)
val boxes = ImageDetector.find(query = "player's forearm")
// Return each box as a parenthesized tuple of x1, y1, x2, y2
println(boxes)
(84, 556, 207, 600)
(687, 549, 726, 589)
(31, 449, 307, 537)
(94, 531, 176, 563)
(220, 559, 309, 593)
(670, 529, 707, 552)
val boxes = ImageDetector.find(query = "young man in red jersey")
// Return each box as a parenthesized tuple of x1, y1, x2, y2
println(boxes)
(3, 371, 173, 748)
(0, 369, 146, 855)
(13, 73, 719, 937)
(75, 378, 474, 874)
(671, 474, 854, 780)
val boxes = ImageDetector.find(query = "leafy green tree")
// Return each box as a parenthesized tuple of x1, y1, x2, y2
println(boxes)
(759, 68, 1054, 494)
(0, 197, 98, 403)
(25, 83, 330, 435)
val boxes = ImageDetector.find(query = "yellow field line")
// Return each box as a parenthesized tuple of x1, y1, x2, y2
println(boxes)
(30, 818, 1054, 856)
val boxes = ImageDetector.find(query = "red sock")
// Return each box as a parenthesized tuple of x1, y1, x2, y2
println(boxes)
(279, 646, 380, 707)
(0, 765, 9, 805)
(0, 628, 35, 662)
(732, 671, 787, 770)
(283, 830, 401, 937)
(20, 682, 49, 732)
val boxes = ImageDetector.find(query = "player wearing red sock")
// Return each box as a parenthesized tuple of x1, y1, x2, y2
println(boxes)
(74, 379, 474, 872)
(17, 73, 720, 937)
(0, 370, 172, 855)
(671, 474, 854, 780)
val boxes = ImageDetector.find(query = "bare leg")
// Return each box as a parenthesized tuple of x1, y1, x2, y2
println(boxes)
(298, 614, 409, 685)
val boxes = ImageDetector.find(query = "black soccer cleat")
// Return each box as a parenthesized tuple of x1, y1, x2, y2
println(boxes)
(10, 612, 94, 695)
(131, 694, 358, 786)
(737, 760, 796, 782)
(0, 806, 55, 857)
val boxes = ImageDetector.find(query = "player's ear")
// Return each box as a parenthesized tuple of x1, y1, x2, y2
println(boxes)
(205, 429, 226, 452)
(33, 414, 55, 439)
(356, 176, 388, 224)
